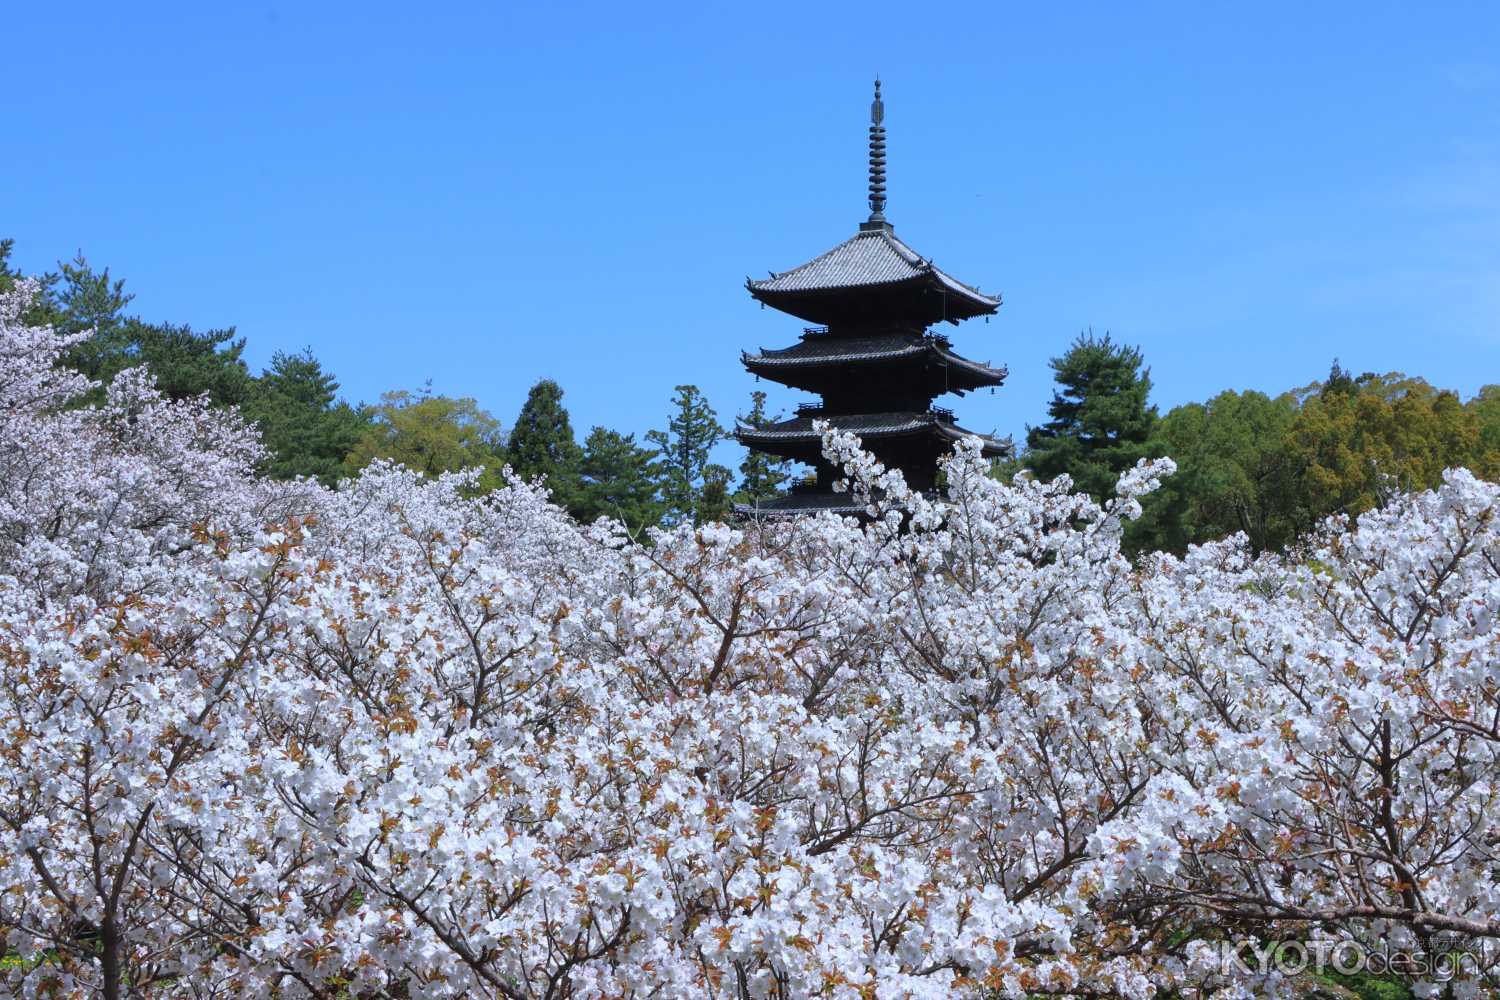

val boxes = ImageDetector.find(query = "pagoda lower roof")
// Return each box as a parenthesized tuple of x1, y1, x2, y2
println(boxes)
(735, 485, 954, 520)
(735, 410, 1009, 458)
(747, 224, 1000, 326)
(735, 490, 873, 518)
(742, 331, 1006, 386)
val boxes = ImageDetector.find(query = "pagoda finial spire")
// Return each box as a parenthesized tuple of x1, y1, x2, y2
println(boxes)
(866, 77, 888, 226)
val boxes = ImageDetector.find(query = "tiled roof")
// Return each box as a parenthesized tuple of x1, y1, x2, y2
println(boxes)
(735, 411, 1009, 456)
(748, 332, 926, 365)
(742, 331, 1007, 384)
(747, 227, 1000, 312)
(738, 412, 933, 440)
(734, 492, 872, 517)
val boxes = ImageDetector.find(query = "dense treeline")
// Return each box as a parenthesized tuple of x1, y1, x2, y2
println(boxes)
(6, 238, 1495, 555)
(0, 241, 792, 533)
(1008, 329, 1500, 555)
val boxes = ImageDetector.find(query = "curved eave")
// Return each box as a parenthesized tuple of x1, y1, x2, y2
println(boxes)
(931, 423, 1010, 458)
(928, 269, 1001, 312)
(932, 349, 1009, 388)
(747, 273, 999, 325)
(739, 345, 1008, 390)
(741, 344, 924, 369)
(736, 417, 932, 443)
(736, 417, 1009, 459)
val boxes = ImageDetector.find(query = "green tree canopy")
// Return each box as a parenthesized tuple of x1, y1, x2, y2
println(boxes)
(1288, 369, 1490, 519)
(345, 386, 506, 491)
(0, 240, 61, 327)
(0, 239, 27, 293)
(113, 319, 254, 405)
(733, 390, 791, 506)
(1135, 390, 1302, 555)
(1023, 330, 1158, 501)
(647, 384, 726, 526)
(4, 245, 253, 406)
(1138, 364, 1500, 556)
(576, 427, 664, 535)
(698, 463, 734, 526)
(244, 348, 370, 485)
(1471, 385, 1500, 459)
(505, 378, 584, 510)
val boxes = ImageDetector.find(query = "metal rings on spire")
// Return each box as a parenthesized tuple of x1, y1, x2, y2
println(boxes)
(867, 78, 887, 222)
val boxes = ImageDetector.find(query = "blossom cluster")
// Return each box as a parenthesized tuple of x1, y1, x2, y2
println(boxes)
(2, 283, 1498, 999)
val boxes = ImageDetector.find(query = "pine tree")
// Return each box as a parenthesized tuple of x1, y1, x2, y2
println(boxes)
(506, 378, 584, 509)
(1023, 330, 1158, 501)
(576, 427, 664, 535)
(119, 319, 254, 405)
(0, 240, 61, 326)
(733, 390, 791, 505)
(245, 349, 370, 485)
(54, 251, 131, 340)
(646, 385, 726, 526)
(1321, 358, 1359, 397)
(39, 250, 252, 406)
(698, 464, 734, 525)
(51, 252, 133, 390)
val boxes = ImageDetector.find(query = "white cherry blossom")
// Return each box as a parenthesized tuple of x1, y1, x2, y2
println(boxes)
(2, 282, 1497, 998)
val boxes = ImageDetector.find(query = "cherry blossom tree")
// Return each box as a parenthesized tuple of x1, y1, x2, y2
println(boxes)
(2, 278, 1499, 999)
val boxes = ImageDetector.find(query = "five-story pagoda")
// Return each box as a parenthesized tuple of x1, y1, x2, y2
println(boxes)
(737, 80, 1009, 516)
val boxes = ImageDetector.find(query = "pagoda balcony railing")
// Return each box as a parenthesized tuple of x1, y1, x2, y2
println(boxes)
(802, 325, 937, 340)
(795, 403, 958, 422)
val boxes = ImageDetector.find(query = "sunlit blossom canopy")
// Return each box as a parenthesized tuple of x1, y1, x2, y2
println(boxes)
(5, 273, 1500, 997)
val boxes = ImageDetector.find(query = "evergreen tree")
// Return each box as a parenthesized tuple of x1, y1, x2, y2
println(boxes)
(576, 427, 664, 535)
(0, 239, 61, 326)
(345, 386, 506, 492)
(647, 384, 726, 526)
(245, 348, 370, 485)
(698, 463, 735, 525)
(0, 239, 22, 292)
(49, 252, 133, 389)
(506, 378, 583, 509)
(1023, 330, 1158, 501)
(1320, 358, 1361, 397)
(16, 248, 253, 406)
(116, 319, 254, 405)
(53, 252, 131, 340)
(733, 390, 791, 505)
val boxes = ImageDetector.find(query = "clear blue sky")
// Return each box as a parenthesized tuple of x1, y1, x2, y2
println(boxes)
(5, 1, 1497, 453)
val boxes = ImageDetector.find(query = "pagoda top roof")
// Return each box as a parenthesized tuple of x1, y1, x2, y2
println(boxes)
(746, 225, 1000, 325)
(746, 81, 1000, 326)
